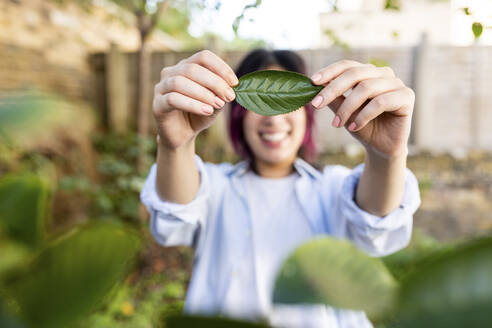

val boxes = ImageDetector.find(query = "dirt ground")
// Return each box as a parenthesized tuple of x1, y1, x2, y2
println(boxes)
(407, 152, 492, 242)
(320, 151, 492, 242)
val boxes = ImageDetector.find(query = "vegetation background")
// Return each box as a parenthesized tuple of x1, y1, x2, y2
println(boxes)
(0, 0, 491, 327)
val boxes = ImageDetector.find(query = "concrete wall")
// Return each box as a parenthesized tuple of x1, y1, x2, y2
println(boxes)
(319, 0, 452, 47)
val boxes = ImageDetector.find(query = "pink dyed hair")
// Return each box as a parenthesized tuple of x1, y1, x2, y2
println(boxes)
(227, 49, 318, 164)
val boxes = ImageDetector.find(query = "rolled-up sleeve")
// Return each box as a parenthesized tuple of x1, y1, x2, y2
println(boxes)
(326, 163, 421, 257)
(140, 155, 210, 248)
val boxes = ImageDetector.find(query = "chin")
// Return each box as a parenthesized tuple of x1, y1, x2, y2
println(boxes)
(256, 150, 296, 166)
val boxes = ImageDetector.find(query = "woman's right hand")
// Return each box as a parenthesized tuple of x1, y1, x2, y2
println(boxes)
(153, 50, 238, 150)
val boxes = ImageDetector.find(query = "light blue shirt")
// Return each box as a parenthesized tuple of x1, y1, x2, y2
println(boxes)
(140, 155, 421, 327)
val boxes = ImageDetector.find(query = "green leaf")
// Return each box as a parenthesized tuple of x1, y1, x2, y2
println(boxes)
(7, 222, 141, 328)
(0, 304, 24, 328)
(233, 70, 323, 116)
(273, 237, 397, 319)
(472, 22, 483, 39)
(165, 314, 271, 327)
(369, 57, 390, 68)
(0, 174, 50, 248)
(0, 94, 55, 136)
(395, 236, 492, 327)
(0, 240, 30, 281)
(382, 230, 445, 281)
(384, 0, 401, 11)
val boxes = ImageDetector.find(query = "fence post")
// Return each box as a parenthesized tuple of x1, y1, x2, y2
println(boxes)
(413, 33, 433, 151)
(470, 41, 480, 150)
(105, 43, 129, 132)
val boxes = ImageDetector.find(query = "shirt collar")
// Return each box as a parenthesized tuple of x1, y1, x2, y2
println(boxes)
(228, 158, 320, 180)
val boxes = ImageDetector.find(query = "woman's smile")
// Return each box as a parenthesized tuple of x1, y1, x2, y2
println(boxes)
(259, 130, 291, 148)
(244, 107, 306, 168)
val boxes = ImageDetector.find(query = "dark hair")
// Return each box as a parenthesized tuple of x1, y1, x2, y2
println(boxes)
(227, 49, 317, 163)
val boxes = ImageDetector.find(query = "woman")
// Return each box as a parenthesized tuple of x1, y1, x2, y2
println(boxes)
(140, 49, 421, 327)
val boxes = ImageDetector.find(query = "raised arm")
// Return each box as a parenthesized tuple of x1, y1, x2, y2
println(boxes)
(357, 149, 407, 216)
(310, 60, 414, 216)
(153, 50, 238, 204)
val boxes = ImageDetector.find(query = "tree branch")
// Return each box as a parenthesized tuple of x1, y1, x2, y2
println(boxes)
(125, 0, 140, 14)
(150, 0, 169, 30)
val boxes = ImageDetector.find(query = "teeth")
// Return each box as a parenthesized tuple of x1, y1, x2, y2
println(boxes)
(261, 132, 288, 142)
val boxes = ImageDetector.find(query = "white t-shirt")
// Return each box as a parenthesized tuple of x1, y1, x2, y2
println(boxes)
(243, 170, 340, 327)
(245, 171, 310, 310)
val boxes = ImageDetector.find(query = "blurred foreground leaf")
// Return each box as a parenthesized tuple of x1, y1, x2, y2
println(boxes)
(0, 240, 30, 281)
(395, 236, 492, 327)
(382, 230, 445, 281)
(0, 94, 56, 136)
(166, 314, 270, 327)
(7, 222, 142, 328)
(0, 174, 50, 248)
(0, 304, 24, 328)
(0, 92, 95, 151)
(273, 237, 397, 319)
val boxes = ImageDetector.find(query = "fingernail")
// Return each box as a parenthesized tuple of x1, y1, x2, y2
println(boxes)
(348, 122, 357, 131)
(332, 115, 341, 128)
(311, 74, 321, 83)
(214, 97, 225, 108)
(202, 105, 214, 115)
(231, 75, 239, 86)
(226, 89, 235, 102)
(312, 95, 323, 108)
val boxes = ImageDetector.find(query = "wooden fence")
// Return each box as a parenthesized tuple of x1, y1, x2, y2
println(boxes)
(90, 39, 492, 154)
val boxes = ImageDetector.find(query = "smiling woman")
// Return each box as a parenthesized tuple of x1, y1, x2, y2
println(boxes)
(140, 48, 421, 328)
(229, 50, 318, 176)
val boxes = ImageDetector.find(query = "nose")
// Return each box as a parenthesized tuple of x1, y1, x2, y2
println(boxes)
(262, 114, 285, 126)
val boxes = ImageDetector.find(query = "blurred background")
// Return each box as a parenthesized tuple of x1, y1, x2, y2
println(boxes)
(0, 0, 491, 327)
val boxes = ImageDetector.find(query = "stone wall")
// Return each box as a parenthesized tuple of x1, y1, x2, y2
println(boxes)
(0, 42, 94, 103)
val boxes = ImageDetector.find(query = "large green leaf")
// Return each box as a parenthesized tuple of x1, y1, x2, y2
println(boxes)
(7, 222, 141, 328)
(233, 70, 323, 116)
(273, 237, 397, 319)
(382, 230, 445, 281)
(0, 303, 24, 328)
(0, 174, 50, 248)
(0, 92, 94, 150)
(165, 314, 271, 327)
(393, 236, 492, 328)
(0, 240, 30, 282)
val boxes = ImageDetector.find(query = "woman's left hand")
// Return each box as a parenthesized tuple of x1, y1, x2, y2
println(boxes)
(310, 60, 415, 159)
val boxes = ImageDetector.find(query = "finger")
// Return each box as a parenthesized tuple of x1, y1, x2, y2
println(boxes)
(311, 65, 395, 109)
(186, 50, 239, 87)
(310, 59, 364, 85)
(347, 87, 415, 132)
(155, 76, 225, 110)
(334, 77, 405, 128)
(326, 95, 345, 113)
(168, 63, 235, 103)
(155, 92, 215, 116)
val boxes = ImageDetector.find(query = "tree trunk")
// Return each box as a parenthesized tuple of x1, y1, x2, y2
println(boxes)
(135, 11, 153, 175)
(136, 41, 151, 174)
